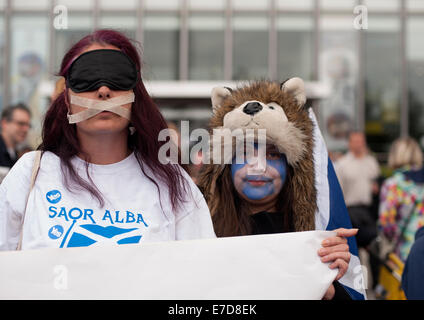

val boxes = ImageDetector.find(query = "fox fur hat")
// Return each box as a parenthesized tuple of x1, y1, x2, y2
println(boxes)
(198, 77, 318, 234)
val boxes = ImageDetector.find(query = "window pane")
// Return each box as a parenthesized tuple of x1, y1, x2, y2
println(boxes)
(407, 18, 424, 145)
(142, 14, 180, 80)
(10, 14, 49, 146)
(319, 15, 359, 151)
(321, 0, 356, 10)
(277, 14, 313, 81)
(363, 0, 400, 11)
(0, 15, 4, 111)
(277, 0, 314, 10)
(144, 0, 180, 10)
(11, 14, 48, 103)
(408, 0, 424, 10)
(188, 0, 226, 10)
(233, 14, 268, 80)
(365, 16, 401, 153)
(56, 0, 93, 10)
(12, 0, 49, 10)
(233, 0, 269, 10)
(188, 14, 225, 80)
(99, 0, 137, 10)
(54, 14, 92, 75)
(99, 14, 137, 40)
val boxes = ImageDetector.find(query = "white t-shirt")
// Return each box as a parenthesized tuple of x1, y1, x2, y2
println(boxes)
(0, 151, 216, 251)
(334, 152, 380, 207)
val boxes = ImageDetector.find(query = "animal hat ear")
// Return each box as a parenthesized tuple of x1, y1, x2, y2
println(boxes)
(211, 86, 232, 113)
(281, 77, 307, 108)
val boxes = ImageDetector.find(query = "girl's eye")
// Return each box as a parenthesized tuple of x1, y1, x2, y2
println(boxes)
(266, 152, 281, 160)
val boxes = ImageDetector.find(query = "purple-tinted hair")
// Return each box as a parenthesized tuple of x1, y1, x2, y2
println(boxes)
(40, 29, 189, 211)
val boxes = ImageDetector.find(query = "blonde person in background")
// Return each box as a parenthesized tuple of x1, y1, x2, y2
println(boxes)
(387, 137, 423, 173)
(379, 137, 424, 262)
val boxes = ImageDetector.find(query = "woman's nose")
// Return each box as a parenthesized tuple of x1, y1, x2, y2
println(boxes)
(97, 86, 111, 99)
(246, 157, 267, 175)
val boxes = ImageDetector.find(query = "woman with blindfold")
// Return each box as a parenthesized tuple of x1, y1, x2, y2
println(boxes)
(0, 29, 216, 250)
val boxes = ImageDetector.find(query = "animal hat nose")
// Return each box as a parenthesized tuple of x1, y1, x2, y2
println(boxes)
(243, 102, 263, 115)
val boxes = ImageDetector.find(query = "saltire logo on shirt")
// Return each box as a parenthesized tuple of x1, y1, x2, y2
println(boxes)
(60, 222, 142, 248)
(45, 189, 144, 248)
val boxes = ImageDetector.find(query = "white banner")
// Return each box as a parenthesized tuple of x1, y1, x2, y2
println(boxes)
(0, 230, 338, 300)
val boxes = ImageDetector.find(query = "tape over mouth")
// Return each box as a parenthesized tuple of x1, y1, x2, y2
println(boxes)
(67, 92, 135, 124)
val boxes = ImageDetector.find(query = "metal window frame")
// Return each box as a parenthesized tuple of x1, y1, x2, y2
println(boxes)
(3, 0, 10, 107)
(268, 0, 277, 80)
(400, 0, 408, 137)
(357, 0, 365, 133)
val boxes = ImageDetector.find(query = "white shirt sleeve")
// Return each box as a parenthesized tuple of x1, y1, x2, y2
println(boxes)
(174, 169, 216, 240)
(0, 152, 34, 251)
(175, 192, 216, 240)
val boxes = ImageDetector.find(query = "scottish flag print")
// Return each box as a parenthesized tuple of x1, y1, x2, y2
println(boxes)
(62, 223, 142, 248)
(310, 110, 366, 300)
(45, 189, 148, 249)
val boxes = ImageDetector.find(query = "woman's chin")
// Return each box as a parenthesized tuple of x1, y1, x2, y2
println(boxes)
(240, 193, 278, 205)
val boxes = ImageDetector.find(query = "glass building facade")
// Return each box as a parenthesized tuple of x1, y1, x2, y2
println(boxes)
(0, 0, 424, 160)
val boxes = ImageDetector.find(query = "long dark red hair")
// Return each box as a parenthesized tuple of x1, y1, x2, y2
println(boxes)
(39, 29, 189, 210)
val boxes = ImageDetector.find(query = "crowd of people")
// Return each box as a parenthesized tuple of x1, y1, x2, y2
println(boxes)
(0, 28, 422, 300)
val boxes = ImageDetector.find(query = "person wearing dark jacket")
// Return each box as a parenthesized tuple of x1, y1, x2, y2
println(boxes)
(0, 103, 31, 168)
(402, 226, 424, 299)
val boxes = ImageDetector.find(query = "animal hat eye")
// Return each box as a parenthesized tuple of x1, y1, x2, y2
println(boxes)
(267, 102, 281, 110)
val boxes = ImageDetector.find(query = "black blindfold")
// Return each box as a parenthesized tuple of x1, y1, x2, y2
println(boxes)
(66, 49, 139, 93)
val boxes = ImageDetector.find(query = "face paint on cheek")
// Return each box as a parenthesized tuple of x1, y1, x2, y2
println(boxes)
(231, 162, 245, 180)
(231, 155, 288, 201)
(266, 156, 288, 185)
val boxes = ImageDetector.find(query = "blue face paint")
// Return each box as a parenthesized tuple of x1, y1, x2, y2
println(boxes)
(241, 173, 276, 200)
(231, 149, 288, 201)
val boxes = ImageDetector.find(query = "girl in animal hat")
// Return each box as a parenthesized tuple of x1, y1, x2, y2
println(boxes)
(198, 78, 365, 299)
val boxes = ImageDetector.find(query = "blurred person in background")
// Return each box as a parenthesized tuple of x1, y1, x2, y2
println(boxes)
(401, 226, 424, 299)
(387, 137, 423, 173)
(335, 131, 381, 292)
(379, 137, 424, 263)
(0, 103, 31, 173)
(334, 131, 380, 249)
(16, 145, 34, 159)
(329, 150, 343, 163)
(0, 103, 31, 168)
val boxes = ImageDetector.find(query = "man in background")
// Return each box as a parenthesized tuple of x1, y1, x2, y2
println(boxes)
(0, 103, 31, 170)
(334, 131, 381, 292)
(334, 131, 380, 247)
